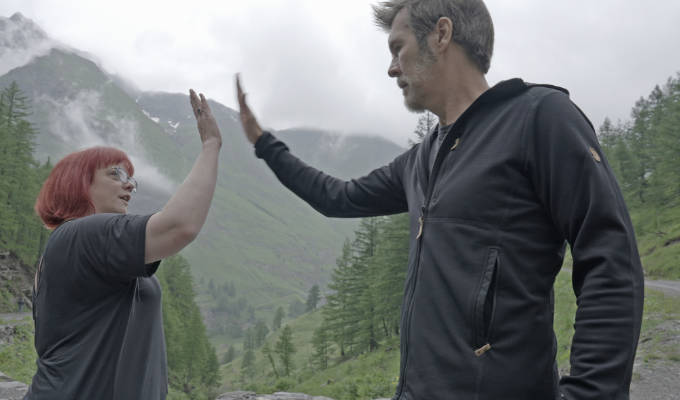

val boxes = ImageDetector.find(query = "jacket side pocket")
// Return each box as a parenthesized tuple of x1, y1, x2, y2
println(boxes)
(473, 248, 500, 355)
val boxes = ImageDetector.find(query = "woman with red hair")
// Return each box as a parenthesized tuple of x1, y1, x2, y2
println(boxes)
(25, 90, 221, 400)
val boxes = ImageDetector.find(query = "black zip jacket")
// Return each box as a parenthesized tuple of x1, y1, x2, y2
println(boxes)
(254, 79, 644, 400)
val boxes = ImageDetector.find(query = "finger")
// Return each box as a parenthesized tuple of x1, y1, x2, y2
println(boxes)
(240, 93, 248, 111)
(199, 93, 212, 114)
(189, 89, 201, 118)
(238, 91, 252, 117)
(236, 74, 243, 98)
(236, 75, 248, 109)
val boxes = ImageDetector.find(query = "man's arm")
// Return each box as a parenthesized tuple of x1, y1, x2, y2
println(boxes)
(236, 75, 409, 217)
(526, 91, 644, 399)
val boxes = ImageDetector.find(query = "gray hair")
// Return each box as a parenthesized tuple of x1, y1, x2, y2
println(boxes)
(373, 0, 494, 74)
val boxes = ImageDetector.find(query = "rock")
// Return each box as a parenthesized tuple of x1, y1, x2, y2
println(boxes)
(0, 371, 29, 400)
(266, 393, 335, 400)
(216, 391, 258, 400)
(0, 248, 34, 313)
(215, 392, 335, 400)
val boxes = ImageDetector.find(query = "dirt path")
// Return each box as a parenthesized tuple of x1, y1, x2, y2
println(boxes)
(630, 278, 680, 400)
(560, 269, 680, 399)
(645, 279, 680, 296)
(0, 312, 31, 322)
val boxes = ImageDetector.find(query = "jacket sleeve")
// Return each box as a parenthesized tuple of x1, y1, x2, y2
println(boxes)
(525, 91, 644, 399)
(254, 131, 409, 217)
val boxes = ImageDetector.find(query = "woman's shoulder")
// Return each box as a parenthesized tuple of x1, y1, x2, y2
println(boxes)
(51, 213, 152, 242)
(59, 213, 151, 229)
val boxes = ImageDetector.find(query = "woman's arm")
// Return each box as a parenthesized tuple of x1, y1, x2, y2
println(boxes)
(144, 90, 222, 263)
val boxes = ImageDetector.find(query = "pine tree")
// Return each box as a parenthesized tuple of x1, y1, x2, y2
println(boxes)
(243, 327, 255, 352)
(240, 349, 256, 382)
(254, 320, 269, 347)
(275, 325, 296, 376)
(323, 239, 355, 356)
(261, 341, 279, 378)
(596, 72, 680, 235)
(273, 306, 285, 331)
(352, 217, 382, 353)
(372, 213, 409, 337)
(310, 325, 332, 370)
(408, 111, 436, 147)
(156, 255, 220, 398)
(223, 345, 236, 364)
(306, 284, 321, 312)
(0, 82, 45, 266)
(648, 75, 680, 208)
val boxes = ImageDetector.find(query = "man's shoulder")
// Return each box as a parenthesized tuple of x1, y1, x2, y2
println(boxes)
(522, 82, 570, 102)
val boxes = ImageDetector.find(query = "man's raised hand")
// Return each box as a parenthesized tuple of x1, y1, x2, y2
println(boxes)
(235, 74, 263, 145)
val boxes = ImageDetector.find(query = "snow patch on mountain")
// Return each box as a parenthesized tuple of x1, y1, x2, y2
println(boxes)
(141, 109, 160, 124)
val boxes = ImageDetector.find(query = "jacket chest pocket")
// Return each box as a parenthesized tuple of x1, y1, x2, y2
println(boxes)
(472, 248, 500, 356)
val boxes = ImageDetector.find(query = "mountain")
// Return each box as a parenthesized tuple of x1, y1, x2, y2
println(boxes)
(0, 13, 405, 320)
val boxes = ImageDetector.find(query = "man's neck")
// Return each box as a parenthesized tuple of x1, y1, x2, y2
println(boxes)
(428, 45, 490, 126)
(436, 73, 489, 126)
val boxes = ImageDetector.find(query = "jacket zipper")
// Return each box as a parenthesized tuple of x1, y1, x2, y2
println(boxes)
(396, 133, 460, 398)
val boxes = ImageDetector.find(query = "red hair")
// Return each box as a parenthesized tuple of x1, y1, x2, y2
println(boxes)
(35, 147, 134, 229)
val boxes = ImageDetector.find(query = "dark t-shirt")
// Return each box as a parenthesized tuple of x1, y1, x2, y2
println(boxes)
(25, 213, 167, 400)
(428, 122, 452, 174)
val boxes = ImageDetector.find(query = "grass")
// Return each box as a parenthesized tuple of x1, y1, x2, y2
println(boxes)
(0, 316, 36, 384)
(220, 310, 325, 390)
(631, 206, 680, 280)
(220, 306, 400, 400)
(637, 289, 680, 364)
(553, 268, 577, 371)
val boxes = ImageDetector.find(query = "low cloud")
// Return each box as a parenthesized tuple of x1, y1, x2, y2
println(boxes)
(39, 90, 175, 194)
(0, 13, 54, 75)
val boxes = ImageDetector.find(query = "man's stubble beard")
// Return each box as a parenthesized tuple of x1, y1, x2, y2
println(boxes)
(404, 49, 437, 113)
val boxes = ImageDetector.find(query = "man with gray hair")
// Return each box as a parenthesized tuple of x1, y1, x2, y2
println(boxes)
(236, 0, 644, 399)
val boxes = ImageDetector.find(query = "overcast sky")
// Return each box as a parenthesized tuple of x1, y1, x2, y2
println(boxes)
(1, 0, 679, 146)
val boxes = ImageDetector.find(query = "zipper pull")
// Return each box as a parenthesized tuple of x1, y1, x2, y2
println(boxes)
(450, 137, 460, 151)
(416, 206, 427, 239)
(474, 343, 492, 357)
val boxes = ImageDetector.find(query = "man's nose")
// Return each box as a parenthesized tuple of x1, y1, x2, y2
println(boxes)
(123, 181, 134, 192)
(388, 60, 400, 77)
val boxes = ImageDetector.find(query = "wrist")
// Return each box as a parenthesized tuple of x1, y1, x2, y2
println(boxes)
(202, 138, 222, 150)
(249, 131, 263, 145)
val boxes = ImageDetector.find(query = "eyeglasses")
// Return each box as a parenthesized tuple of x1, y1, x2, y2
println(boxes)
(110, 166, 138, 193)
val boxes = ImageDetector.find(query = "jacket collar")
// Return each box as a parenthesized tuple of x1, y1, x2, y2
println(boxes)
(416, 78, 560, 197)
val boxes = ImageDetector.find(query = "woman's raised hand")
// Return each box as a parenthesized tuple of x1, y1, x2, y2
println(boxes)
(189, 89, 222, 148)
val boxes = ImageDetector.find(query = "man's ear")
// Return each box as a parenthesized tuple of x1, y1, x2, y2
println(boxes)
(431, 16, 453, 53)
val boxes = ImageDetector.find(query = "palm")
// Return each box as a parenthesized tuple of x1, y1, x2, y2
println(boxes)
(235, 74, 263, 144)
